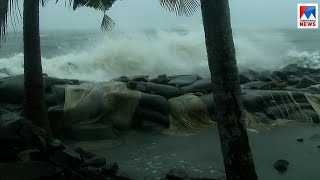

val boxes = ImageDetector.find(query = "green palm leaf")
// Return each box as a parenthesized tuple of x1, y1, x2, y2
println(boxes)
(0, 0, 22, 41)
(159, 0, 200, 17)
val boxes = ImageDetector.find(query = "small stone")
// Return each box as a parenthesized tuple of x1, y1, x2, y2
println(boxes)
(296, 138, 304, 142)
(274, 159, 289, 173)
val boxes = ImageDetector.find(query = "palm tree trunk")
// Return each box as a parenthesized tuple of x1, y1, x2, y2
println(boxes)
(200, 0, 257, 179)
(23, 0, 52, 137)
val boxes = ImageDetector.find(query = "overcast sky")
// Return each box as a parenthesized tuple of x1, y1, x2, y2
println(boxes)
(9, 0, 320, 31)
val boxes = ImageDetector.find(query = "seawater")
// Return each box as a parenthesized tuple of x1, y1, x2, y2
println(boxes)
(0, 28, 319, 81)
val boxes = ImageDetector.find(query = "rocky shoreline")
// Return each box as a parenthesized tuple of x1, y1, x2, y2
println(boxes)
(1, 63, 320, 179)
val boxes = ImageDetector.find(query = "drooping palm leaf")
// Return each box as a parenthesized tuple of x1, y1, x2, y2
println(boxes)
(72, 0, 116, 11)
(0, 0, 21, 41)
(159, 0, 200, 17)
(100, 13, 114, 31)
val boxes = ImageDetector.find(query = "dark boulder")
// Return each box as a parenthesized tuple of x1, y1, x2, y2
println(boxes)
(143, 82, 183, 99)
(101, 162, 119, 177)
(271, 71, 287, 81)
(282, 64, 298, 71)
(181, 79, 212, 93)
(131, 75, 149, 82)
(308, 74, 320, 83)
(0, 161, 61, 180)
(112, 76, 130, 83)
(273, 159, 289, 173)
(165, 168, 189, 180)
(199, 93, 215, 114)
(140, 93, 170, 115)
(135, 107, 170, 127)
(239, 74, 251, 84)
(51, 146, 82, 167)
(306, 84, 320, 94)
(81, 156, 106, 168)
(168, 74, 200, 87)
(287, 78, 301, 85)
(296, 76, 317, 88)
(151, 75, 169, 84)
(241, 81, 271, 90)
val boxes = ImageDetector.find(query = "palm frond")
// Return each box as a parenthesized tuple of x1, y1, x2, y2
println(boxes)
(100, 13, 114, 31)
(159, 0, 200, 17)
(72, 0, 116, 11)
(0, 0, 21, 42)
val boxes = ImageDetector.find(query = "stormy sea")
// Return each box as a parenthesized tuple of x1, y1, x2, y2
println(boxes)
(1, 28, 320, 180)
(0, 28, 319, 80)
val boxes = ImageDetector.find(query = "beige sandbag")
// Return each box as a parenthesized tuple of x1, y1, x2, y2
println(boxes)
(168, 94, 215, 131)
(64, 81, 141, 130)
(305, 93, 320, 122)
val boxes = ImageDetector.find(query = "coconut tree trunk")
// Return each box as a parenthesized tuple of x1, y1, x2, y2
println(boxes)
(200, 0, 257, 179)
(23, 0, 52, 137)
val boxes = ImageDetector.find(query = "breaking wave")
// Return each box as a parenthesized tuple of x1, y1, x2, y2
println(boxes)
(0, 29, 318, 81)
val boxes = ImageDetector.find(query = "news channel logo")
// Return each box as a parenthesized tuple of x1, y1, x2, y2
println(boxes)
(297, 3, 318, 29)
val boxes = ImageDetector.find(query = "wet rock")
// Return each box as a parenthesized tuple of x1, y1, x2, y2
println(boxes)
(74, 147, 97, 160)
(67, 123, 114, 141)
(296, 76, 317, 88)
(140, 93, 170, 115)
(271, 71, 287, 81)
(0, 75, 24, 103)
(0, 161, 62, 180)
(282, 64, 298, 71)
(168, 74, 200, 87)
(165, 168, 189, 180)
(199, 93, 215, 114)
(239, 74, 251, 84)
(113, 76, 130, 83)
(296, 138, 304, 142)
(135, 107, 169, 127)
(115, 171, 132, 180)
(17, 149, 42, 161)
(51, 146, 82, 167)
(101, 162, 119, 177)
(144, 82, 183, 99)
(181, 79, 212, 93)
(273, 159, 289, 173)
(306, 84, 320, 94)
(0, 68, 10, 75)
(0, 108, 20, 123)
(287, 78, 301, 85)
(48, 106, 64, 136)
(151, 75, 169, 84)
(81, 157, 106, 168)
(131, 75, 149, 82)
(46, 84, 66, 106)
(308, 74, 320, 83)
(241, 81, 271, 90)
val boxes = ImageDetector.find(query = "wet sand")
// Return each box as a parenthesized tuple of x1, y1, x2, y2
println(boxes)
(69, 123, 320, 180)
